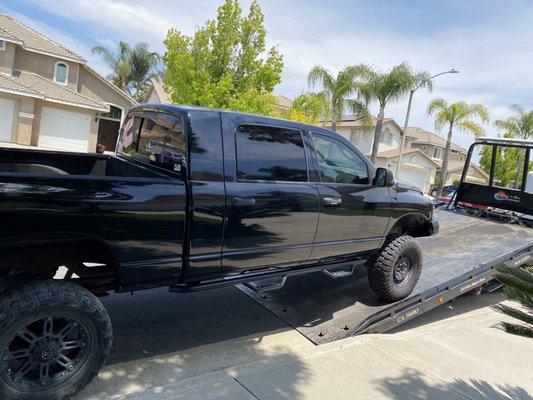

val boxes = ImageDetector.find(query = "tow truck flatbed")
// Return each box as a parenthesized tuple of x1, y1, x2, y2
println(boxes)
(238, 209, 533, 344)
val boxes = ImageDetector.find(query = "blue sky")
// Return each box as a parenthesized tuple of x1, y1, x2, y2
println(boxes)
(2, 0, 532, 150)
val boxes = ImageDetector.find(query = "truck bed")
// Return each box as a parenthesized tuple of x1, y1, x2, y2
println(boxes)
(238, 209, 533, 344)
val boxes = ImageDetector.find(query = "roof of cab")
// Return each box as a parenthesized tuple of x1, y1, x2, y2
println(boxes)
(130, 103, 338, 137)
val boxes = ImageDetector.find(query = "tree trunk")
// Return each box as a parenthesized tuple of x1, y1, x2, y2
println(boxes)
(330, 99, 337, 132)
(370, 107, 385, 163)
(437, 125, 454, 197)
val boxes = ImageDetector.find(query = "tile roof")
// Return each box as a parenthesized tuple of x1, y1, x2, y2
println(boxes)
(0, 71, 109, 111)
(275, 95, 293, 110)
(406, 127, 466, 153)
(0, 14, 85, 62)
(375, 147, 440, 167)
(338, 115, 416, 138)
(446, 160, 489, 178)
(150, 79, 172, 103)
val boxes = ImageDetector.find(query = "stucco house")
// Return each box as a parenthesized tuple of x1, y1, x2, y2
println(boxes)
(0, 14, 135, 153)
(406, 127, 489, 186)
(335, 115, 438, 192)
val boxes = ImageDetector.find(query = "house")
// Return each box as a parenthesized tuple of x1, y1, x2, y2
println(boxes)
(335, 115, 438, 192)
(0, 14, 135, 153)
(143, 79, 294, 113)
(406, 127, 489, 186)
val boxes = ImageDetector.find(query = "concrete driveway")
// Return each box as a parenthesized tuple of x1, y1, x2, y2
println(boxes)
(75, 287, 532, 400)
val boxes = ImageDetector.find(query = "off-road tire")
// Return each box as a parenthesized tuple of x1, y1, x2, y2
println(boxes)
(0, 281, 112, 400)
(368, 235, 422, 302)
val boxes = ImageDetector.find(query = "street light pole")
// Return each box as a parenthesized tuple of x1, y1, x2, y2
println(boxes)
(395, 69, 459, 179)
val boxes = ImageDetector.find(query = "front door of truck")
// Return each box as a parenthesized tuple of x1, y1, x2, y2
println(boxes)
(221, 114, 320, 273)
(309, 133, 391, 260)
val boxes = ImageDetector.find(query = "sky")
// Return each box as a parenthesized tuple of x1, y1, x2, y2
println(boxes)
(1, 0, 532, 151)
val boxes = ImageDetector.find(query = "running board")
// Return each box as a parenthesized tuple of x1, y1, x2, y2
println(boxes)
(169, 259, 367, 293)
(322, 265, 355, 279)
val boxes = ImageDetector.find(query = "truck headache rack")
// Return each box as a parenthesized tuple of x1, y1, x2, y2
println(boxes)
(453, 137, 532, 215)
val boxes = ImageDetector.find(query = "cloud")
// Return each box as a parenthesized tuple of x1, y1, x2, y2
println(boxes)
(14, 0, 533, 150)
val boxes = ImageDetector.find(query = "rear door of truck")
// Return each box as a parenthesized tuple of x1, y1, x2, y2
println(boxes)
(220, 113, 320, 273)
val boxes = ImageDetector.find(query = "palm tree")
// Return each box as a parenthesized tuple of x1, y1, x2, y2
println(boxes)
(128, 43, 161, 100)
(493, 264, 533, 338)
(91, 42, 132, 91)
(358, 62, 432, 163)
(427, 99, 489, 196)
(494, 105, 533, 186)
(307, 65, 369, 132)
(92, 41, 160, 100)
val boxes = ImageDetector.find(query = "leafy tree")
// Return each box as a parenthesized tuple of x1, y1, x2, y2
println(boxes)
(427, 99, 489, 196)
(163, 0, 283, 115)
(286, 92, 330, 125)
(92, 41, 160, 101)
(493, 264, 533, 338)
(307, 65, 369, 132)
(494, 105, 533, 186)
(358, 63, 432, 163)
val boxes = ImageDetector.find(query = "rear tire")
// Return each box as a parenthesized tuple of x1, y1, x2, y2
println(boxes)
(0, 281, 112, 400)
(368, 236, 422, 302)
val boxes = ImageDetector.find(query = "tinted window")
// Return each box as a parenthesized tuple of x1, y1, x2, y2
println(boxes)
(236, 125, 307, 182)
(118, 113, 185, 172)
(312, 134, 369, 184)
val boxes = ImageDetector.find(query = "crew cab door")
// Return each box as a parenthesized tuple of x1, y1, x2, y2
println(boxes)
(309, 133, 391, 260)
(221, 114, 320, 273)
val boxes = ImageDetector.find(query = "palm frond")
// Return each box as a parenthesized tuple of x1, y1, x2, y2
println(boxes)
(493, 303, 533, 325)
(457, 120, 484, 137)
(497, 321, 533, 338)
(426, 98, 449, 116)
(307, 66, 334, 91)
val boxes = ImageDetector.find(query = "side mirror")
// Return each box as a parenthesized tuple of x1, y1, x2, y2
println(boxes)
(374, 167, 394, 187)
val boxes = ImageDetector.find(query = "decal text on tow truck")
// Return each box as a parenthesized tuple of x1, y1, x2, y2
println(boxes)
(397, 307, 420, 323)
(459, 276, 486, 293)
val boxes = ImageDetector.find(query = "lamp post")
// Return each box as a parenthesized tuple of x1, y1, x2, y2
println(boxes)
(395, 69, 459, 178)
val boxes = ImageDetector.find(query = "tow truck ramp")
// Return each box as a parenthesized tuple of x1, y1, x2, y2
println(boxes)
(238, 209, 533, 344)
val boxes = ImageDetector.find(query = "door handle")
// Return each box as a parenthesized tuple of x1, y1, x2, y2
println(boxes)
(323, 196, 342, 206)
(232, 197, 256, 207)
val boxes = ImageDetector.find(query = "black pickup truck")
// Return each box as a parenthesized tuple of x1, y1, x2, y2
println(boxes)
(0, 104, 437, 400)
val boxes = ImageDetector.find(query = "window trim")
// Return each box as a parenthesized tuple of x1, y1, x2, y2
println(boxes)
(0, 40, 6, 51)
(234, 123, 310, 184)
(310, 132, 370, 187)
(433, 147, 443, 159)
(53, 61, 69, 85)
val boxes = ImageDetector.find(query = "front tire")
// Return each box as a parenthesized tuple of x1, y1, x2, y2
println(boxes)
(368, 236, 422, 302)
(0, 281, 112, 400)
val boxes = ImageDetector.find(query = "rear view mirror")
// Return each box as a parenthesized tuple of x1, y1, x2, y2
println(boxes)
(374, 167, 394, 187)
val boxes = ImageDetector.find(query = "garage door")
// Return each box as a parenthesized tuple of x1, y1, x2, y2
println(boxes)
(39, 107, 91, 152)
(400, 167, 428, 192)
(0, 98, 15, 143)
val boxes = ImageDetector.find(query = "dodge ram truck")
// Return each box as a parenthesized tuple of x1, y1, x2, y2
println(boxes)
(0, 104, 437, 400)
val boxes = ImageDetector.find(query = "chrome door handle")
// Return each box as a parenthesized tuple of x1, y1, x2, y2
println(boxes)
(232, 197, 256, 207)
(323, 196, 342, 206)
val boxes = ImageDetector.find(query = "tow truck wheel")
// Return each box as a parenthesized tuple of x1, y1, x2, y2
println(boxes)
(0, 281, 112, 400)
(368, 235, 422, 302)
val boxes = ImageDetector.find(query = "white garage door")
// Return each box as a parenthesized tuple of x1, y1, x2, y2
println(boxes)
(39, 107, 91, 152)
(0, 98, 15, 143)
(400, 167, 428, 192)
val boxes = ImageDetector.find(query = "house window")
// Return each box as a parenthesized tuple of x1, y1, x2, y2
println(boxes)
(54, 62, 69, 85)
(379, 130, 392, 145)
(460, 155, 464, 162)
(350, 129, 361, 145)
(433, 147, 443, 159)
(0, 40, 5, 51)
(421, 145, 427, 152)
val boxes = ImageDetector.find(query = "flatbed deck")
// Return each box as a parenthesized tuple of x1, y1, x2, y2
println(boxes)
(238, 209, 533, 344)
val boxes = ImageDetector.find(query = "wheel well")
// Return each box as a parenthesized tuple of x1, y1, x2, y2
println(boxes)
(0, 239, 118, 294)
(388, 213, 429, 238)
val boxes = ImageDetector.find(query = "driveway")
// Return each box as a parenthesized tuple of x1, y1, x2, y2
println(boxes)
(76, 287, 532, 400)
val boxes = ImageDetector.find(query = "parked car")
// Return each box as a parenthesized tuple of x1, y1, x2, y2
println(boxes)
(429, 184, 457, 197)
(0, 104, 438, 400)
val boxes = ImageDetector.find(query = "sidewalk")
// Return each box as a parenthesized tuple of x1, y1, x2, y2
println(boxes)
(77, 288, 532, 400)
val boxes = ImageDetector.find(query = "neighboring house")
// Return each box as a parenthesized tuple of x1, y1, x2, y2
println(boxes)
(0, 14, 135, 153)
(335, 115, 438, 192)
(406, 127, 489, 185)
(143, 80, 294, 113)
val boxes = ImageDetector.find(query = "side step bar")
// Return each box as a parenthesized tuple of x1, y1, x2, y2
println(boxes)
(170, 259, 366, 293)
